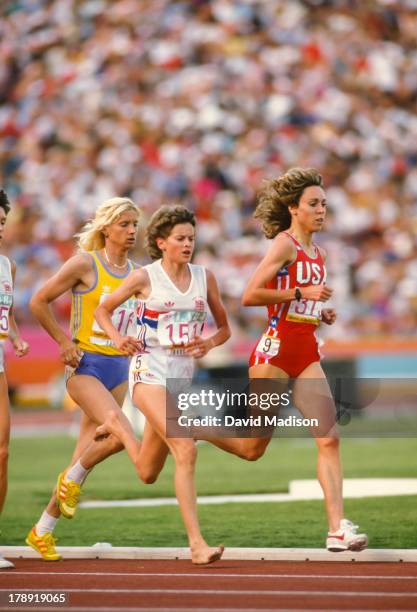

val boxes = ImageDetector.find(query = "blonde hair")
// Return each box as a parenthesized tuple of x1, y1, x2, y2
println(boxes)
(77, 197, 140, 251)
(254, 167, 323, 239)
(145, 205, 195, 260)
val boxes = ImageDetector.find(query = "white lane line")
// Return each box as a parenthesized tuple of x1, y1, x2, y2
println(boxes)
(0, 608, 358, 612)
(2, 571, 417, 580)
(0, 588, 415, 598)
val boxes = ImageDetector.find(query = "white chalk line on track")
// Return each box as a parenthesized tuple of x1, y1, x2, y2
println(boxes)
(0, 588, 416, 598)
(3, 571, 417, 580)
(0, 605, 324, 612)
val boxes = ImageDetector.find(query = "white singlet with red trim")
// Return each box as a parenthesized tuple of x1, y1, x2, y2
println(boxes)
(129, 258, 207, 393)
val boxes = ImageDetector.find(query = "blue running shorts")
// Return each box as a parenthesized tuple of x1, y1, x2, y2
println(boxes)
(66, 351, 129, 391)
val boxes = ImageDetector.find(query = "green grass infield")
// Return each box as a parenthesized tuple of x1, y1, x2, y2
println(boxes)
(2, 436, 417, 548)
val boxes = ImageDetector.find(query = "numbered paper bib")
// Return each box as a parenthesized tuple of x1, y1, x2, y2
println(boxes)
(255, 334, 281, 358)
(286, 298, 322, 325)
(0, 292, 12, 340)
(130, 352, 150, 382)
(157, 310, 206, 352)
(91, 294, 137, 347)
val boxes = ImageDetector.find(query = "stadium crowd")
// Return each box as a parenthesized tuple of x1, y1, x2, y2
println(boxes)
(1, 0, 417, 354)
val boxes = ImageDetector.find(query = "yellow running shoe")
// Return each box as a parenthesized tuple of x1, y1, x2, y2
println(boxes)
(56, 471, 81, 519)
(25, 528, 61, 561)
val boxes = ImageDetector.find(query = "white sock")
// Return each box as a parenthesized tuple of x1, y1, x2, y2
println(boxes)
(66, 460, 89, 484)
(36, 511, 58, 536)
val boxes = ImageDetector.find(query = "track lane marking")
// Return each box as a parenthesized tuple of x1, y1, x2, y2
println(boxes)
(0, 605, 316, 612)
(2, 571, 416, 580)
(0, 588, 416, 597)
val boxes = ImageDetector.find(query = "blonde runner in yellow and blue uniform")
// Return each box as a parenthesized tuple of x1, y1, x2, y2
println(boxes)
(26, 197, 144, 561)
(0, 190, 30, 570)
(69, 250, 137, 387)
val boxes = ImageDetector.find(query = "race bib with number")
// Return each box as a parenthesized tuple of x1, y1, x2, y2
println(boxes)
(286, 298, 322, 325)
(91, 294, 137, 347)
(0, 292, 12, 340)
(157, 310, 206, 353)
(254, 334, 281, 358)
(130, 353, 151, 383)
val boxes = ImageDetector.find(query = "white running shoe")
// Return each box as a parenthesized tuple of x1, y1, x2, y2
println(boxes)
(326, 519, 368, 552)
(0, 556, 14, 569)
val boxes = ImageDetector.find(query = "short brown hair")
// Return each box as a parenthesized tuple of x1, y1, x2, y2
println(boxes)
(254, 167, 324, 239)
(145, 205, 196, 260)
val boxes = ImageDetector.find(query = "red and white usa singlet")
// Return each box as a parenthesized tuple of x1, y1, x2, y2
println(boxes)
(249, 232, 327, 377)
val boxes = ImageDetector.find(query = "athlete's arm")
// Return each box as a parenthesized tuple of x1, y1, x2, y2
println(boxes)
(8, 260, 29, 357)
(95, 268, 146, 355)
(30, 254, 93, 367)
(316, 247, 337, 325)
(185, 270, 231, 359)
(242, 234, 332, 306)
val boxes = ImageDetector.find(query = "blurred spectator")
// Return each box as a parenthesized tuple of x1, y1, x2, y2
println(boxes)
(1, 0, 417, 357)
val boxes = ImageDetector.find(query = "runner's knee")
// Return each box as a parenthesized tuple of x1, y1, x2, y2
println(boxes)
(171, 440, 197, 468)
(316, 436, 339, 452)
(138, 465, 161, 484)
(104, 408, 121, 426)
(238, 441, 267, 461)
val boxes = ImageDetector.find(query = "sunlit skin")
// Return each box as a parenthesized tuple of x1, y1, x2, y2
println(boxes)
(238, 182, 343, 533)
(0, 208, 29, 357)
(0, 204, 29, 523)
(28, 205, 145, 527)
(102, 211, 139, 268)
(94, 219, 230, 564)
(157, 221, 195, 272)
(290, 185, 327, 238)
(36, 210, 140, 369)
(0, 208, 6, 246)
(242, 185, 336, 324)
(288, 185, 335, 325)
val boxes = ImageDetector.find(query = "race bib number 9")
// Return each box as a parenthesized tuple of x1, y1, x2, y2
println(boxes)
(286, 299, 322, 325)
(157, 310, 206, 349)
(255, 334, 280, 358)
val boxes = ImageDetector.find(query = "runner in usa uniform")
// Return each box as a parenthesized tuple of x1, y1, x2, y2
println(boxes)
(0, 190, 29, 570)
(219, 168, 367, 552)
(95, 205, 230, 565)
(245, 168, 368, 551)
(249, 231, 326, 376)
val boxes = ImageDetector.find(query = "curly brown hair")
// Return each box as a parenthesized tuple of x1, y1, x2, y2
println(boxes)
(145, 205, 196, 260)
(254, 167, 324, 239)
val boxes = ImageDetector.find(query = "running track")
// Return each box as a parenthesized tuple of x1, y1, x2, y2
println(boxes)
(1, 559, 416, 611)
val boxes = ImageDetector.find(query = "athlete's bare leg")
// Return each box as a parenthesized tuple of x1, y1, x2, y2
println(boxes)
(67, 375, 141, 468)
(136, 421, 170, 484)
(0, 374, 10, 515)
(129, 383, 223, 565)
(293, 361, 343, 532)
(200, 364, 289, 460)
(44, 403, 125, 519)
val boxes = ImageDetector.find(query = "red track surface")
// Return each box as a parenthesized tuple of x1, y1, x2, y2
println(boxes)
(1, 558, 416, 611)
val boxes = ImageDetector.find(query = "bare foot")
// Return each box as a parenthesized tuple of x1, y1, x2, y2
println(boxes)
(191, 545, 224, 565)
